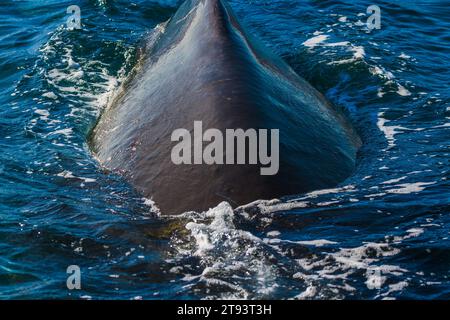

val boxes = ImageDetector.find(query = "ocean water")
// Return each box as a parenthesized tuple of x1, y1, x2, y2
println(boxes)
(0, 0, 449, 299)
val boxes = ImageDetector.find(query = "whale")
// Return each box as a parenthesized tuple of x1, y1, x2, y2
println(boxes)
(89, 0, 361, 215)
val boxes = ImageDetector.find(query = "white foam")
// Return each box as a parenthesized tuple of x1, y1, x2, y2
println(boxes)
(382, 177, 407, 185)
(47, 128, 73, 138)
(370, 66, 394, 80)
(405, 228, 424, 238)
(266, 231, 281, 238)
(296, 239, 337, 247)
(398, 53, 411, 59)
(295, 286, 317, 299)
(42, 92, 58, 100)
(305, 185, 356, 198)
(397, 85, 411, 97)
(303, 35, 329, 48)
(352, 46, 365, 59)
(296, 242, 404, 292)
(142, 197, 161, 215)
(385, 182, 435, 195)
(34, 109, 50, 121)
(57, 170, 96, 183)
(377, 112, 408, 150)
(326, 44, 365, 65)
(323, 41, 350, 47)
(389, 281, 409, 292)
(175, 202, 282, 298)
(185, 202, 235, 256)
(366, 269, 387, 290)
(304, 35, 366, 65)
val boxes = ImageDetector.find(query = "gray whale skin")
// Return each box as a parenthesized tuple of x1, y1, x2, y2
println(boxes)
(89, 0, 361, 215)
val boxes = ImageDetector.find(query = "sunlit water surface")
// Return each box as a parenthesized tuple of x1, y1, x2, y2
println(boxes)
(0, 0, 448, 299)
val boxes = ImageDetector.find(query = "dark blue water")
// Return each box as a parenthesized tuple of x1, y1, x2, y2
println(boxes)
(0, 0, 449, 299)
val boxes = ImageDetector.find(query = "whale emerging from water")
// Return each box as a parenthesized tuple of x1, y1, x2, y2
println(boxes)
(89, 0, 361, 215)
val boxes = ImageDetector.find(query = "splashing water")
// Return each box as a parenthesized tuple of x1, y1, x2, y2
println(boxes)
(0, 0, 448, 299)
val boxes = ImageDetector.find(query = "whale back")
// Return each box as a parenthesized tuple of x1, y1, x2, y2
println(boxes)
(90, 0, 361, 214)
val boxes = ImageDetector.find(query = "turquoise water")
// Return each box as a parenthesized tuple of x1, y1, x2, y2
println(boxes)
(0, 0, 449, 299)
